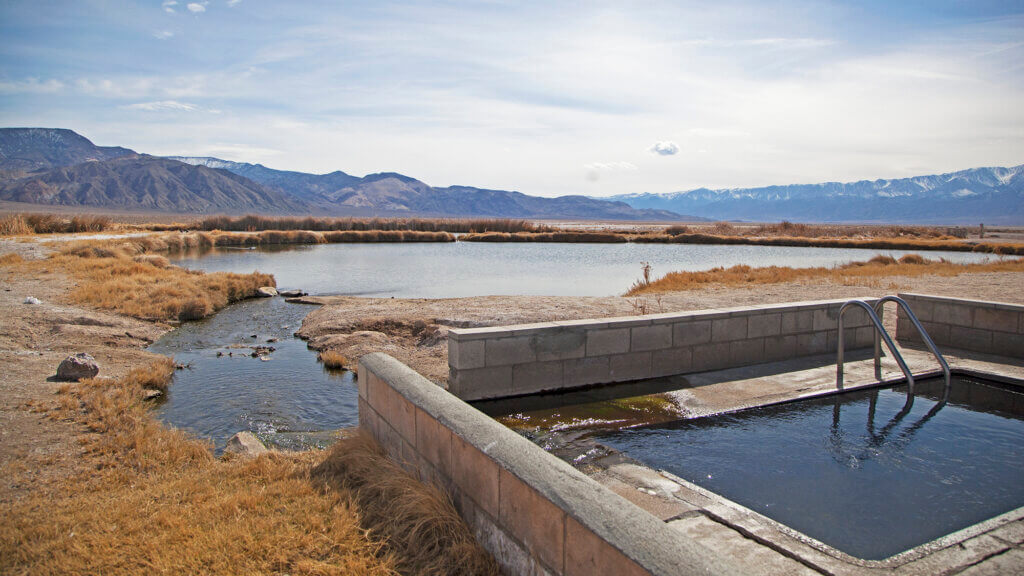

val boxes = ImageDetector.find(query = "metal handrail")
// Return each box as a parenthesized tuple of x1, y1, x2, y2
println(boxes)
(872, 295, 951, 389)
(837, 300, 915, 401)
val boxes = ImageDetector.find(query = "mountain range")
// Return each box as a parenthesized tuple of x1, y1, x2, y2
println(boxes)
(607, 166, 1024, 225)
(1, 128, 1020, 223)
(0, 128, 685, 220)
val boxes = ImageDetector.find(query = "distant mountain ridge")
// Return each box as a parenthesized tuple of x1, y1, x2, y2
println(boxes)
(0, 128, 133, 177)
(607, 165, 1024, 224)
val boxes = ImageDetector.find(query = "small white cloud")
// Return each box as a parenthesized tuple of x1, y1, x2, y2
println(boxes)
(226, 0, 241, 6)
(153, 30, 174, 40)
(584, 161, 638, 171)
(649, 141, 679, 156)
(162, 0, 177, 13)
(187, 2, 207, 13)
(0, 78, 64, 94)
(123, 100, 200, 112)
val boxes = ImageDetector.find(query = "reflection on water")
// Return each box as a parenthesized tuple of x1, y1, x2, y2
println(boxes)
(169, 242, 996, 298)
(148, 297, 358, 453)
(589, 376, 1024, 560)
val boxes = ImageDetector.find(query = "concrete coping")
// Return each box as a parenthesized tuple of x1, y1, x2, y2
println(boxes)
(359, 352, 739, 576)
(449, 297, 882, 341)
(898, 292, 1024, 312)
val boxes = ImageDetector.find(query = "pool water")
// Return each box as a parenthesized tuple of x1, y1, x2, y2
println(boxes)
(589, 376, 1024, 560)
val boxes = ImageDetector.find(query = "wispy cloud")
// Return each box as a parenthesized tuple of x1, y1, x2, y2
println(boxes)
(0, 78, 65, 94)
(123, 100, 212, 112)
(162, 0, 177, 13)
(226, 0, 242, 6)
(153, 30, 174, 40)
(649, 142, 679, 156)
(584, 161, 637, 171)
(187, 2, 208, 13)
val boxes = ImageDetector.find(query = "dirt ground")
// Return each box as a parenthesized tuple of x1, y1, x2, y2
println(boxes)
(2, 234, 1023, 505)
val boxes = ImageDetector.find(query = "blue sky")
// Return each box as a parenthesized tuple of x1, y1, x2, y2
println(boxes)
(1, 1, 1022, 197)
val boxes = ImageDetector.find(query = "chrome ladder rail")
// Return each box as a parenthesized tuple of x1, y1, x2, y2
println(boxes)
(872, 295, 951, 389)
(837, 300, 916, 400)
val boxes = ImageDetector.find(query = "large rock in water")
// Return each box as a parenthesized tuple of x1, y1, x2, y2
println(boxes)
(223, 431, 268, 457)
(56, 353, 99, 381)
(256, 286, 278, 298)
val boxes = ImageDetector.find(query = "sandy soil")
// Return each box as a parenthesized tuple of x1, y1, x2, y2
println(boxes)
(297, 271, 1024, 384)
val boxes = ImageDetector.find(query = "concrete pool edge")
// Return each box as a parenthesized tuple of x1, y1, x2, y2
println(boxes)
(357, 352, 743, 576)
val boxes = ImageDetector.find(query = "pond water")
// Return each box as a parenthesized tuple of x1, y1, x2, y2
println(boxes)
(168, 242, 995, 297)
(152, 241, 999, 451)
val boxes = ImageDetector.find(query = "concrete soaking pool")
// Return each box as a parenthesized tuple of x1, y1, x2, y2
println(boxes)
(495, 374, 1024, 561)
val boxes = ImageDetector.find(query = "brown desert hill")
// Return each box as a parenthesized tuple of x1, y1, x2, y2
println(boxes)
(0, 155, 309, 214)
(0, 127, 134, 175)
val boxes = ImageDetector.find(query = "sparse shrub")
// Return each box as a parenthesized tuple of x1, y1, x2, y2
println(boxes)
(664, 225, 689, 236)
(177, 298, 212, 321)
(710, 221, 737, 235)
(898, 254, 927, 265)
(0, 215, 32, 236)
(133, 254, 170, 268)
(318, 350, 348, 369)
(868, 255, 898, 266)
(0, 252, 25, 265)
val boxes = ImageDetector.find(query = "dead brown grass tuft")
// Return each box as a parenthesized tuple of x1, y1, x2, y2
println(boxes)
(319, 350, 349, 369)
(314, 432, 500, 576)
(0, 361, 401, 576)
(196, 214, 547, 234)
(627, 254, 1024, 295)
(0, 252, 25, 265)
(461, 231, 629, 243)
(42, 240, 275, 322)
(0, 213, 114, 235)
(0, 214, 33, 235)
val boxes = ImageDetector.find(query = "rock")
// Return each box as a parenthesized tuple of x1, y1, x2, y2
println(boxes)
(278, 289, 306, 297)
(56, 352, 100, 381)
(223, 431, 268, 458)
(256, 286, 278, 298)
(23, 296, 41, 305)
(143, 389, 164, 401)
(266, 337, 278, 343)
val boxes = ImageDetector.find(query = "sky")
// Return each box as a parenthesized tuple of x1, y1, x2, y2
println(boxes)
(1, 1, 1022, 197)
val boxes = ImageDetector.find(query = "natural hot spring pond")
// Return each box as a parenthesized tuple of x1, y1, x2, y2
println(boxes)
(576, 375, 1024, 561)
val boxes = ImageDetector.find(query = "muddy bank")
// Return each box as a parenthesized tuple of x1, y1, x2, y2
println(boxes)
(296, 271, 1024, 385)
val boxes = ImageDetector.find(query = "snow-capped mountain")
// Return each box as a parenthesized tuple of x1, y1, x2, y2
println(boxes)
(607, 165, 1024, 224)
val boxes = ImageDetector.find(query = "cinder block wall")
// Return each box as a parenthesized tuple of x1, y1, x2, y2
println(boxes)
(896, 293, 1023, 358)
(358, 353, 736, 576)
(449, 299, 878, 401)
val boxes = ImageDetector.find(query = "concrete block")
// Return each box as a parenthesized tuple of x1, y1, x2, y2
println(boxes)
(630, 324, 673, 352)
(450, 339, 485, 370)
(919, 321, 950, 345)
(449, 365, 512, 401)
(974, 307, 1018, 333)
(992, 332, 1024, 358)
(692, 342, 730, 372)
(934, 302, 973, 327)
(780, 309, 813, 334)
(747, 313, 782, 338)
(499, 469, 566, 573)
(651, 348, 692, 377)
(730, 338, 765, 366)
(812, 307, 839, 332)
(854, 326, 876, 348)
(673, 320, 711, 346)
(415, 407, 453, 477)
(711, 317, 747, 342)
(563, 356, 610, 387)
(586, 328, 630, 356)
(608, 351, 652, 381)
(565, 516, 647, 576)
(763, 335, 797, 361)
(535, 329, 586, 361)
(905, 298, 934, 322)
(486, 336, 536, 366)
(451, 434, 500, 518)
(797, 332, 829, 355)
(512, 361, 564, 395)
(387, 384, 417, 445)
(358, 367, 368, 400)
(949, 325, 993, 351)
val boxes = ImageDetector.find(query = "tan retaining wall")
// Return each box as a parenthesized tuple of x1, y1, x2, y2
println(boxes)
(448, 299, 878, 401)
(358, 352, 738, 576)
(896, 293, 1023, 358)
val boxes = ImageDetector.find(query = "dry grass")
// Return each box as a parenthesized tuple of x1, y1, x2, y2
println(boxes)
(34, 240, 275, 322)
(636, 231, 1024, 255)
(314, 432, 500, 576)
(461, 231, 629, 243)
(196, 214, 547, 234)
(0, 213, 112, 235)
(319, 350, 349, 370)
(0, 252, 25, 265)
(1, 360, 400, 576)
(627, 254, 1024, 295)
